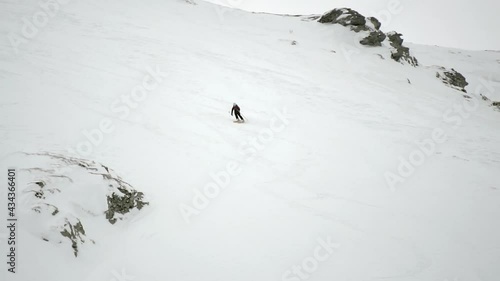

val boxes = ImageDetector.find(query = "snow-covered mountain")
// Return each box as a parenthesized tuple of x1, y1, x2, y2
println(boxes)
(1, 0, 500, 281)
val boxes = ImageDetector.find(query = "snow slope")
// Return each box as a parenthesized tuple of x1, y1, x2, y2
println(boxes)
(1, 0, 500, 281)
(204, 0, 500, 50)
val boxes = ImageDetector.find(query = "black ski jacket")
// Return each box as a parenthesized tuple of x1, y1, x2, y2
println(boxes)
(231, 105, 240, 116)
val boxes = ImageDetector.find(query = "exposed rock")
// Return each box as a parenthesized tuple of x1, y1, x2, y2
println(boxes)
(318, 8, 419, 66)
(367, 17, 381, 30)
(481, 94, 490, 101)
(60, 219, 89, 257)
(35, 181, 45, 188)
(492, 101, 500, 107)
(391, 46, 418, 65)
(387, 32, 404, 46)
(318, 8, 367, 31)
(351, 24, 369, 33)
(387, 32, 419, 66)
(106, 186, 148, 224)
(436, 67, 469, 92)
(15, 152, 149, 257)
(360, 31, 386, 47)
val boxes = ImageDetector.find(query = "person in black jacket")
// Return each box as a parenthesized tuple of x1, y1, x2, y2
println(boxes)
(231, 103, 244, 122)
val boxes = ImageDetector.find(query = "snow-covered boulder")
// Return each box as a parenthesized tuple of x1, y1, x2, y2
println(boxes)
(367, 17, 381, 30)
(387, 32, 419, 66)
(105, 182, 148, 225)
(360, 31, 387, 47)
(435, 67, 469, 92)
(318, 8, 367, 32)
(318, 8, 418, 64)
(14, 152, 149, 256)
(318, 8, 381, 46)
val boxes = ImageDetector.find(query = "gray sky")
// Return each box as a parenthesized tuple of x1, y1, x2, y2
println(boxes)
(205, 0, 500, 50)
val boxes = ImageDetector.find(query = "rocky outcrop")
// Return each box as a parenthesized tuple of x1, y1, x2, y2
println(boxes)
(318, 8, 418, 66)
(15, 152, 149, 257)
(106, 186, 148, 224)
(318, 8, 366, 31)
(492, 101, 500, 108)
(367, 17, 381, 30)
(435, 67, 469, 92)
(360, 31, 386, 47)
(59, 218, 92, 257)
(387, 32, 419, 66)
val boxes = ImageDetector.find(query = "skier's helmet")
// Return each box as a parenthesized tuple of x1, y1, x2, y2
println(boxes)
(233, 103, 237, 106)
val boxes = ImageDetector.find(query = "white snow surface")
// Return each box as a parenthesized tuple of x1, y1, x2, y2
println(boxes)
(0, 0, 500, 281)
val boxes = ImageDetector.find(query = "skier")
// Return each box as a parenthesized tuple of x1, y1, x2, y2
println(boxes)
(231, 103, 244, 122)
